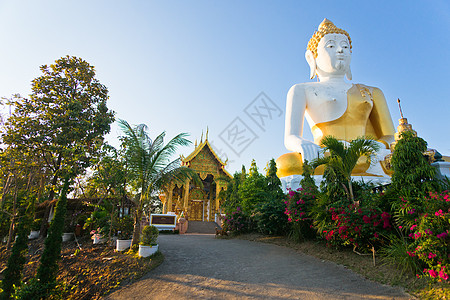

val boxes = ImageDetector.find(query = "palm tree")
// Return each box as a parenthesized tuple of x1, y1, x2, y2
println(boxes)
(312, 136, 380, 204)
(118, 119, 200, 246)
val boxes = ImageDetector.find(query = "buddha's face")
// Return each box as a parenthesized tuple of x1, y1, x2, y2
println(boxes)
(315, 33, 351, 77)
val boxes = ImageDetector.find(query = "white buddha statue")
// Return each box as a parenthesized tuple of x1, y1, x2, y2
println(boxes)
(277, 19, 395, 179)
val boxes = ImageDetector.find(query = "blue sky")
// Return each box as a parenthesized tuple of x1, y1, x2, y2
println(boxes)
(1, 1, 449, 174)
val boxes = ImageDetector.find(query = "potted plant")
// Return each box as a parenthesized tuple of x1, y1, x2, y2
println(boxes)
(138, 225, 159, 257)
(115, 215, 134, 251)
(28, 218, 41, 240)
(62, 217, 75, 242)
(90, 228, 104, 244)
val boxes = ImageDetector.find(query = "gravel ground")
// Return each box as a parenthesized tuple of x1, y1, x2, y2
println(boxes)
(105, 234, 414, 300)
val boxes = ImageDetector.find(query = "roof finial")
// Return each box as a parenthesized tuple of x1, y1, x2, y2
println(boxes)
(206, 126, 209, 140)
(194, 139, 197, 148)
(397, 98, 404, 119)
(200, 130, 203, 143)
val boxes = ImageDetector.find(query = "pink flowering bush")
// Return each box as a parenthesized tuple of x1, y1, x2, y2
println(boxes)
(223, 207, 253, 234)
(319, 203, 392, 252)
(284, 187, 317, 241)
(402, 191, 450, 282)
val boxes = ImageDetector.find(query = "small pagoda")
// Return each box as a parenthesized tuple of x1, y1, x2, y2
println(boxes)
(161, 130, 232, 221)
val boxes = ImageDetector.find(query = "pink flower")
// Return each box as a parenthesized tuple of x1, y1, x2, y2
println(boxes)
(439, 269, 449, 281)
(363, 215, 371, 224)
(410, 225, 417, 231)
(288, 190, 296, 197)
(435, 209, 444, 217)
(374, 232, 379, 238)
(407, 209, 416, 214)
(437, 232, 448, 239)
(428, 269, 438, 278)
(425, 229, 433, 235)
(414, 232, 422, 239)
(407, 251, 415, 257)
(428, 252, 437, 259)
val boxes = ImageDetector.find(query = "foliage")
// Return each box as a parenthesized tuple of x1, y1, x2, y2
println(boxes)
(0, 212, 31, 300)
(31, 218, 41, 231)
(238, 160, 268, 214)
(253, 197, 288, 235)
(390, 131, 438, 199)
(19, 178, 70, 299)
(312, 136, 379, 202)
(140, 225, 159, 246)
(320, 203, 392, 251)
(223, 207, 253, 234)
(118, 119, 200, 246)
(2, 56, 115, 238)
(221, 169, 245, 214)
(83, 209, 110, 237)
(114, 215, 134, 239)
(399, 191, 449, 282)
(285, 187, 317, 241)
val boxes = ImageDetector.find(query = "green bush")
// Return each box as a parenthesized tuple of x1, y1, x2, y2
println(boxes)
(114, 215, 134, 239)
(0, 213, 31, 300)
(253, 197, 288, 235)
(140, 225, 159, 246)
(223, 207, 254, 234)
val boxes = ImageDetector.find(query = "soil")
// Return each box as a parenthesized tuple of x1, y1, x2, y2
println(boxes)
(0, 236, 163, 300)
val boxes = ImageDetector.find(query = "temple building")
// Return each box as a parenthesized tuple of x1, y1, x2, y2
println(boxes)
(161, 132, 232, 221)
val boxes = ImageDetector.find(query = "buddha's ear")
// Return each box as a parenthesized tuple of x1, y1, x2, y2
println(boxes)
(346, 65, 352, 81)
(305, 50, 316, 79)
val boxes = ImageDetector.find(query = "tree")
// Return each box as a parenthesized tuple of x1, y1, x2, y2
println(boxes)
(2, 56, 115, 236)
(16, 178, 70, 300)
(390, 130, 438, 198)
(118, 119, 200, 246)
(312, 136, 379, 203)
(238, 160, 268, 214)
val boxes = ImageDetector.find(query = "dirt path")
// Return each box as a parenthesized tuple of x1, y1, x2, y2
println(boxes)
(105, 234, 413, 299)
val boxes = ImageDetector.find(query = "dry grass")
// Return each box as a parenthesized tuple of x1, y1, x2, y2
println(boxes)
(0, 237, 164, 299)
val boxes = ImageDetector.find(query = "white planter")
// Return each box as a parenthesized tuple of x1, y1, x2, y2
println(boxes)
(28, 230, 40, 240)
(116, 239, 132, 251)
(138, 244, 159, 257)
(62, 232, 73, 242)
(92, 235, 105, 244)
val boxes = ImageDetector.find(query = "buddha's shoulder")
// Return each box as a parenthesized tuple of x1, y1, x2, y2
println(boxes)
(353, 83, 384, 95)
(288, 82, 320, 94)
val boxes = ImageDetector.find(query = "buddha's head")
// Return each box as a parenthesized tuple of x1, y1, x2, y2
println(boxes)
(305, 19, 352, 80)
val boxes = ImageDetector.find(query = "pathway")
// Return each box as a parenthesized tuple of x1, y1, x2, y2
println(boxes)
(105, 234, 413, 299)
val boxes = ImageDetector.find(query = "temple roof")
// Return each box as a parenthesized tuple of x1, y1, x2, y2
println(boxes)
(181, 138, 232, 178)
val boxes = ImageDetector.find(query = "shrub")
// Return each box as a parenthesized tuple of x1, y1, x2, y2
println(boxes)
(140, 225, 159, 246)
(0, 213, 31, 300)
(114, 215, 134, 239)
(285, 187, 317, 241)
(223, 207, 253, 234)
(319, 203, 392, 252)
(253, 197, 288, 235)
(399, 191, 449, 281)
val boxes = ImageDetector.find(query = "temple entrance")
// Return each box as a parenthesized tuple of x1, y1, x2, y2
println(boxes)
(190, 200, 203, 221)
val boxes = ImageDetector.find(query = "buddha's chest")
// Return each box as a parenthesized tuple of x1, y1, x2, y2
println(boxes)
(305, 84, 349, 121)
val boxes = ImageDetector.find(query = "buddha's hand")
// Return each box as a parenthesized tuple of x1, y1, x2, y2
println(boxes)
(299, 142, 321, 163)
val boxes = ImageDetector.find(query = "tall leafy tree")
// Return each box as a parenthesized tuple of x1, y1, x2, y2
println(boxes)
(118, 119, 200, 246)
(312, 136, 379, 203)
(2, 56, 115, 236)
(238, 160, 268, 214)
(390, 130, 438, 198)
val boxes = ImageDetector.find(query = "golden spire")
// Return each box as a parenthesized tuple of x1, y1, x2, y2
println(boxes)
(194, 139, 197, 148)
(200, 130, 203, 143)
(206, 126, 209, 140)
(307, 18, 352, 58)
(390, 98, 417, 151)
